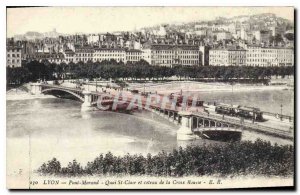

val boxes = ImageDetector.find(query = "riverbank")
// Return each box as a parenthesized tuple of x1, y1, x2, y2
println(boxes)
(128, 81, 293, 95)
(6, 87, 55, 101)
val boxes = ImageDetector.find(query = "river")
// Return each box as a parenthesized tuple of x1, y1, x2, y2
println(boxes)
(6, 89, 293, 176)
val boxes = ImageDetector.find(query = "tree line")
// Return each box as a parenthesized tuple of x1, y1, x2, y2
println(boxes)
(7, 59, 294, 86)
(37, 139, 294, 177)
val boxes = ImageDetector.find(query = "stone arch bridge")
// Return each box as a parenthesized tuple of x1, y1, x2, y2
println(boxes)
(30, 83, 291, 141)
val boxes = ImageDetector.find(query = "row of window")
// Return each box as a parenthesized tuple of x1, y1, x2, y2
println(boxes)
(126, 56, 141, 60)
(126, 52, 141, 55)
(153, 60, 199, 64)
(153, 50, 198, 54)
(247, 59, 293, 62)
(247, 54, 293, 57)
(7, 49, 21, 52)
(210, 60, 245, 63)
(7, 54, 20, 57)
(228, 56, 245, 58)
(76, 53, 93, 57)
(248, 49, 294, 53)
(94, 54, 124, 57)
(7, 59, 20, 63)
(95, 50, 125, 53)
(210, 55, 293, 59)
(153, 55, 199, 59)
(209, 62, 293, 66)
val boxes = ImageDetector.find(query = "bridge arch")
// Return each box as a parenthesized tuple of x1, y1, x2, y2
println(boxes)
(41, 88, 84, 102)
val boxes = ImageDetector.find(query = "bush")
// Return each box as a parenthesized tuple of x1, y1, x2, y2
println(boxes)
(37, 139, 294, 177)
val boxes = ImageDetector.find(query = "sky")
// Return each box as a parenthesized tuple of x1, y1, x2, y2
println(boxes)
(7, 7, 294, 37)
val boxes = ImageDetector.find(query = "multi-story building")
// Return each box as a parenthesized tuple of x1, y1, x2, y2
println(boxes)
(209, 48, 228, 66)
(21, 41, 36, 59)
(176, 45, 200, 66)
(141, 48, 151, 64)
(74, 47, 94, 63)
(213, 31, 232, 41)
(150, 45, 200, 66)
(26, 52, 64, 64)
(211, 24, 236, 34)
(253, 30, 272, 43)
(195, 29, 207, 36)
(93, 48, 126, 63)
(7, 46, 22, 67)
(125, 49, 142, 64)
(246, 45, 294, 67)
(228, 49, 247, 66)
(195, 24, 209, 30)
(209, 47, 246, 66)
(87, 34, 100, 44)
(63, 49, 75, 63)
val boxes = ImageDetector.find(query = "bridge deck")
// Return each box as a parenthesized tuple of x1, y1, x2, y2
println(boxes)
(38, 84, 293, 140)
(192, 112, 293, 139)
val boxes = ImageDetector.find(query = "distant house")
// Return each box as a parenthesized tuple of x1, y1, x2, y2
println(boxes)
(6, 46, 22, 68)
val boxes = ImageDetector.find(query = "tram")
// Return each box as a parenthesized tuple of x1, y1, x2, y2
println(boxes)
(215, 103, 264, 121)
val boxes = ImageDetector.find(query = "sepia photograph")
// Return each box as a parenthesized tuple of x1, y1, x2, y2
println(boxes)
(5, 6, 295, 189)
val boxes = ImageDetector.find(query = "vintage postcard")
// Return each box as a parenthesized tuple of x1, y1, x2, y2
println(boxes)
(6, 6, 294, 189)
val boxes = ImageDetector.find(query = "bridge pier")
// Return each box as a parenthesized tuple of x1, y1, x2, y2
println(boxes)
(81, 91, 94, 111)
(30, 83, 42, 95)
(177, 111, 195, 141)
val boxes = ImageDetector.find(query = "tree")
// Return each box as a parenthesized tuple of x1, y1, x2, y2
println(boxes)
(38, 158, 61, 175)
(213, 35, 217, 42)
(274, 34, 283, 44)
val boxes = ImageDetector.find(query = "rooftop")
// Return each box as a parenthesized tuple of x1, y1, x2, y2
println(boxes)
(151, 44, 199, 50)
(125, 49, 142, 53)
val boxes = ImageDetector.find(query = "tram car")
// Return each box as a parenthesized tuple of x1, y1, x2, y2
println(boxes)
(215, 104, 264, 121)
(215, 104, 238, 116)
(237, 106, 264, 121)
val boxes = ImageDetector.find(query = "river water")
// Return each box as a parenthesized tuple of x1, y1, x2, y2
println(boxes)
(6, 89, 293, 173)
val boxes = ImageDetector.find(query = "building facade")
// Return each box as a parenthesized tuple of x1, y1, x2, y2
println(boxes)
(7, 46, 22, 67)
(209, 47, 246, 66)
(25, 52, 64, 64)
(246, 45, 294, 67)
(93, 48, 126, 63)
(253, 30, 272, 43)
(74, 47, 94, 63)
(63, 49, 75, 63)
(213, 31, 232, 41)
(150, 45, 200, 66)
(125, 49, 142, 64)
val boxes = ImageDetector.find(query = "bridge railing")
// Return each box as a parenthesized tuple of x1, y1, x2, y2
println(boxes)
(194, 127, 241, 132)
(192, 111, 293, 138)
(262, 111, 294, 121)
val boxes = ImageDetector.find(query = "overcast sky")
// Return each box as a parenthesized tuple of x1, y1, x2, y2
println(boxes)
(7, 7, 294, 37)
